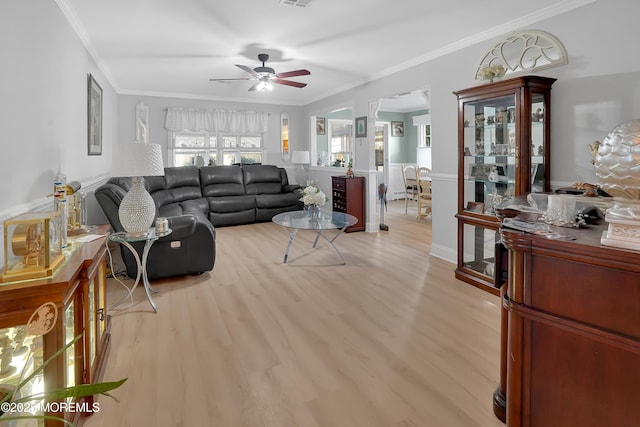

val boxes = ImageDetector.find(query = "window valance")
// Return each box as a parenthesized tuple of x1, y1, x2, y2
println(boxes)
(164, 107, 269, 133)
(412, 114, 431, 126)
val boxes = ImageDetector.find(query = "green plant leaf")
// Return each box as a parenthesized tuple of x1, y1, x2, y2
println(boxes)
(13, 378, 127, 402)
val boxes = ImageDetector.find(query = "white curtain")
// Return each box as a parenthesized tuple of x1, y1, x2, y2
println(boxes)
(164, 107, 269, 133)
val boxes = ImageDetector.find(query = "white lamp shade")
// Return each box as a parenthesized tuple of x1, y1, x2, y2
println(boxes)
(291, 150, 310, 164)
(112, 143, 163, 235)
(113, 143, 164, 177)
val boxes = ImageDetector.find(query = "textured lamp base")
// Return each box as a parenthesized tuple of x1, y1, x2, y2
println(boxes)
(119, 177, 155, 235)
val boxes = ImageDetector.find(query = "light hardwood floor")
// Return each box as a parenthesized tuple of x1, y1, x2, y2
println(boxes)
(85, 200, 504, 427)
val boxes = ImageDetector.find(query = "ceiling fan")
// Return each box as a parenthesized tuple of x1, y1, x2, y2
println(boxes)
(209, 53, 310, 91)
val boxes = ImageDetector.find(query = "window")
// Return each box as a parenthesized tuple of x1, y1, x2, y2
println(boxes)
(413, 113, 431, 148)
(420, 124, 431, 147)
(328, 119, 352, 167)
(375, 125, 385, 171)
(170, 131, 263, 166)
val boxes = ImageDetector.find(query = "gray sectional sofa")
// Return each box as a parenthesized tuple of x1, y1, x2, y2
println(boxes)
(95, 164, 301, 280)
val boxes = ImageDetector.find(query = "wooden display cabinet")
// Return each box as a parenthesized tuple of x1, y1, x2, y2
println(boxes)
(453, 76, 556, 294)
(0, 225, 111, 426)
(331, 175, 365, 232)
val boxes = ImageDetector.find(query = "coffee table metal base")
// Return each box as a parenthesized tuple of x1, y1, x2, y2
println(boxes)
(281, 227, 349, 264)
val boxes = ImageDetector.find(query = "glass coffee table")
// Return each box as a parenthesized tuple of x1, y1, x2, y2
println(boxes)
(272, 210, 358, 264)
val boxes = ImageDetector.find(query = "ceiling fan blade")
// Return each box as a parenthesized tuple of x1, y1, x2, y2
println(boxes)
(276, 69, 311, 78)
(248, 82, 261, 91)
(209, 77, 253, 82)
(274, 78, 307, 88)
(236, 64, 258, 76)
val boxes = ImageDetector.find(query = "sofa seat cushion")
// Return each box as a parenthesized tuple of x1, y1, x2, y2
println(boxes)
(255, 193, 299, 209)
(207, 195, 255, 213)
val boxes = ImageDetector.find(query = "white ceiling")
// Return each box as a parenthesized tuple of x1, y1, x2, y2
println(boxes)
(60, 0, 588, 107)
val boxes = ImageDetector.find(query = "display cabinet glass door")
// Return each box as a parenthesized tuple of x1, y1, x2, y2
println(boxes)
(64, 300, 76, 391)
(87, 279, 96, 365)
(86, 260, 106, 377)
(462, 95, 516, 215)
(461, 223, 499, 281)
(0, 325, 45, 427)
(531, 92, 548, 192)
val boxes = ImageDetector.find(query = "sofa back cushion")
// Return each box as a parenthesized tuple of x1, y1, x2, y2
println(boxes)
(243, 165, 283, 195)
(200, 165, 246, 197)
(164, 166, 202, 201)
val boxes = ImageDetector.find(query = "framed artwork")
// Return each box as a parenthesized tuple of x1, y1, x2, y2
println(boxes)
(391, 121, 405, 137)
(87, 74, 103, 156)
(316, 116, 326, 135)
(355, 116, 367, 138)
(135, 102, 149, 144)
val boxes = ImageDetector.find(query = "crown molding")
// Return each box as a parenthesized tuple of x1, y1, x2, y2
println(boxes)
(54, 0, 120, 92)
(368, 0, 597, 84)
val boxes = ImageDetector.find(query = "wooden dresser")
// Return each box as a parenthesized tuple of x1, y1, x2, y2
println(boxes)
(499, 222, 640, 427)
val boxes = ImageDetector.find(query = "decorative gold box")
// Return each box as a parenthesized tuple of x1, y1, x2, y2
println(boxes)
(1, 211, 65, 282)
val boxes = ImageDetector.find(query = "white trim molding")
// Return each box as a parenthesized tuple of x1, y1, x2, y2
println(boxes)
(475, 30, 568, 81)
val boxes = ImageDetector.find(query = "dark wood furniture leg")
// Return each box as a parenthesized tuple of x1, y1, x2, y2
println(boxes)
(492, 241, 508, 423)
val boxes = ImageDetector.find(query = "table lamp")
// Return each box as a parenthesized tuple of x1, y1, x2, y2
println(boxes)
(291, 150, 310, 186)
(112, 142, 164, 235)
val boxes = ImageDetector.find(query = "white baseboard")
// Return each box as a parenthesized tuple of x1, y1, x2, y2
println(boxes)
(429, 243, 457, 264)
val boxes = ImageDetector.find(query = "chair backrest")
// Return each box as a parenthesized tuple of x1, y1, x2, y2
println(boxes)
(402, 165, 417, 184)
(417, 166, 431, 180)
(417, 167, 432, 197)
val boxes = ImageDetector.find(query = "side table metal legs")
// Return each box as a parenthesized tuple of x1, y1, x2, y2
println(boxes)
(119, 240, 159, 312)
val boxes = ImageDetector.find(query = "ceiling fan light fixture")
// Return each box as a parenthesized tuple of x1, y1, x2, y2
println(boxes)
(210, 54, 310, 92)
(256, 80, 273, 92)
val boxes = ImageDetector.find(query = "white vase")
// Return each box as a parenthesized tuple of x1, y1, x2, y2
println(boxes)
(306, 204, 320, 222)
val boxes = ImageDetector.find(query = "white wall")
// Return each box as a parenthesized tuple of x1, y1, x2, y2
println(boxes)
(303, 0, 640, 263)
(0, 1, 117, 269)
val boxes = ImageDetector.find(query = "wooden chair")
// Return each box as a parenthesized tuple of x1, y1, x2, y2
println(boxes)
(416, 167, 432, 220)
(401, 165, 418, 214)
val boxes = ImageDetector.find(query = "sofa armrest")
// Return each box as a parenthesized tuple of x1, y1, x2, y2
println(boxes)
(283, 184, 302, 193)
(160, 215, 197, 241)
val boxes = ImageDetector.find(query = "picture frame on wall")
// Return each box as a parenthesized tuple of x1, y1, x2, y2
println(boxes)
(391, 121, 404, 137)
(316, 117, 326, 135)
(355, 116, 367, 137)
(87, 74, 103, 156)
